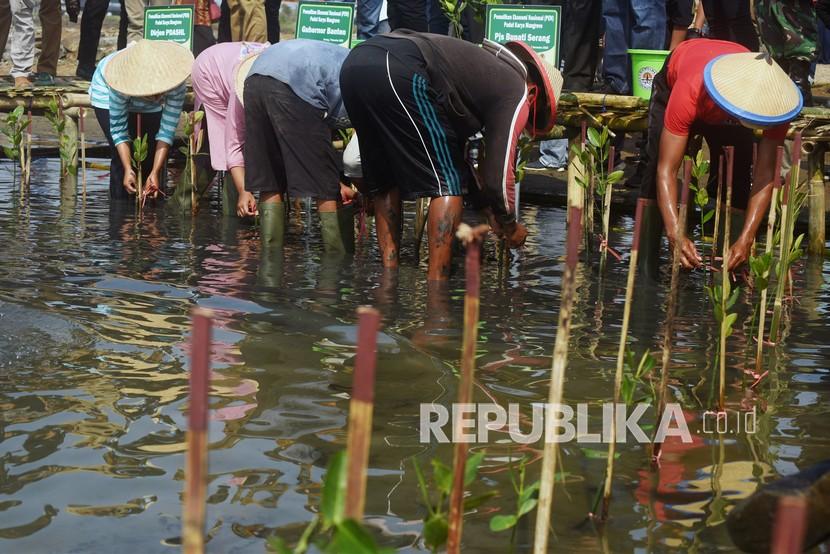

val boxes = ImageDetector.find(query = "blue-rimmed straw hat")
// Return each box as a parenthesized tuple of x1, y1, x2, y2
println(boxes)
(703, 52, 803, 129)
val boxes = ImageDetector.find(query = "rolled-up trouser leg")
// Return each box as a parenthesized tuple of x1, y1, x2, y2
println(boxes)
(9, 0, 36, 79)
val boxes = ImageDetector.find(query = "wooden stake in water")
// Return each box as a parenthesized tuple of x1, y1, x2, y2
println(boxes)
(601, 198, 646, 520)
(190, 112, 197, 215)
(599, 145, 616, 272)
(653, 159, 692, 463)
(344, 306, 381, 521)
(771, 496, 807, 554)
(80, 107, 87, 202)
(711, 156, 724, 271)
(183, 308, 212, 554)
(136, 114, 143, 212)
(770, 132, 802, 343)
(24, 106, 33, 189)
(719, 146, 734, 411)
(533, 205, 582, 554)
(754, 146, 784, 374)
(446, 222, 488, 554)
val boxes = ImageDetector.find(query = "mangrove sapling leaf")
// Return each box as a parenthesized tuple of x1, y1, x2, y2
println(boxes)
(320, 451, 347, 531)
(489, 456, 540, 534)
(325, 520, 394, 554)
(622, 348, 657, 406)
(464, 451, 485, 487)
(749, 252, 774, 293)
(788, 233, 805, 266)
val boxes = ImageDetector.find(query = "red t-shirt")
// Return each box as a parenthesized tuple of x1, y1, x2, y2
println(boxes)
(665, 39, 789, 140)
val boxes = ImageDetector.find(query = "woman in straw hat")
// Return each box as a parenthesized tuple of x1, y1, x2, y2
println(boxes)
(638, 38, 802, 274)
(192, 41, 268, 218)
(236, 39, 356, 254)
(340, 32, 562, 281)
(89, 39, 193, 199)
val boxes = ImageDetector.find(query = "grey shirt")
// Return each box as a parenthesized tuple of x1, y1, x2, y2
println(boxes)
(249, 39, 350, 128)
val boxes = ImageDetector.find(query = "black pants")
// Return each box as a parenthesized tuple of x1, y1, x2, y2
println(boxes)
(702, 0, 758, 50)
(640, 61, 754, 210)
(77, 0, 126, 75)
(94, 108, 163, 199)
(387, 0, 449, 34)
(562, 0, 601, 91)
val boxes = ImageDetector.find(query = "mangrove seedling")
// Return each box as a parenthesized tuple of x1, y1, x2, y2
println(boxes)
(177, 111, 207, 214)
(413, 452, 490, 553)
(489, 456, 540, 547)
(2, 106, 26, 182)
(132, 132, 149, 209)
(687, 149, 713, 242)
(45, 96, 78, 180)
(571, 125, 623, 258)
(266, 451, 393, 554)
(705, 280, 740, 410)
(621, 348, 657, 407)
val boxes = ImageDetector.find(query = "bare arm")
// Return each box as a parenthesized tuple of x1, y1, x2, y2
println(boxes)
(656, 129, 702, 268)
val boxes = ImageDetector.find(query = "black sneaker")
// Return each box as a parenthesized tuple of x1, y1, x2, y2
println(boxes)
(32, 72, 56, 86)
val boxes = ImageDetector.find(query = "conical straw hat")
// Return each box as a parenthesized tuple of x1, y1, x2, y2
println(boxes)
(504, 41, 564, 135)
(704, 52, 802, 128)
(234, 52, 262, 107)
(104, 39, 194, 97)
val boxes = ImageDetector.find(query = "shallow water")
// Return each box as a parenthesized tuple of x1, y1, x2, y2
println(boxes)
(1, 160, 829, 553)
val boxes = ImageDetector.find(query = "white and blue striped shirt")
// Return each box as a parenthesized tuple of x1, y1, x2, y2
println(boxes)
(89, 51, 186, 147)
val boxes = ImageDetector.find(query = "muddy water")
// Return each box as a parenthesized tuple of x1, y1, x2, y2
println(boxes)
(1, 160, 829, 553)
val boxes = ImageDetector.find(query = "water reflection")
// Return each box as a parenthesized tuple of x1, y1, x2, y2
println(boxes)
(0, 160, 828, 551)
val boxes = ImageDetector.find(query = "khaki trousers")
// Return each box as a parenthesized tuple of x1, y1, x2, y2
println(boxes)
(229, 0, 267, 42)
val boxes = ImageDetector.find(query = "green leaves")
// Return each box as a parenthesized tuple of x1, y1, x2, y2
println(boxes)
(423, 513, 449, 550)
(132, 133, 149, 168)
(749, 251, 774, 292)
(488, 456, 539, 535)
(266, 452, 390, 554)
(321, 452, 347, 531)
(622, 348, 656, 406)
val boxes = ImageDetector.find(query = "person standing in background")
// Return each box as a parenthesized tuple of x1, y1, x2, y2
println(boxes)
(755, 0, 817, 106)
(75, 0, 128, 80)
(3, 0, 67, 87)
(219, 0, 280, 43)
(601, 0, 668, 94)
(387, 0, 448, 35)
(695, 0, 758, 50)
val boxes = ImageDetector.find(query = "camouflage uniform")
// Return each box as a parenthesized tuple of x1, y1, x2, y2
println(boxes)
(754, 0, 817, 63)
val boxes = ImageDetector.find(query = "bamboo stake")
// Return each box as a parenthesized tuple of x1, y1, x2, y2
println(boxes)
(136, 114, 142, 213)
(533, 204, 582, 554)
(190, 113, 197, 216)
(754, 146, 784, 374)
(566, 123, 586, 225)
(447, 223, 488, 554)
(599, 145, 615, 272)
(807, 143, 825, 256)
(600, 198, 646, 520)
(771, 496, 807, 554)
(770, 132, 802, 342)
(183, 308, 212, 554)
(24, 106, 32, 189)
(711, 156, 723, 271)
(79, 107, 87, 202)
(719, 146, 734, 411)
(653, 159, 692, 463)
(344, 306, 381, 521)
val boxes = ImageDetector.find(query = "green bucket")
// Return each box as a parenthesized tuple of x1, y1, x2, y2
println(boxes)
(628, 49, 670, 99)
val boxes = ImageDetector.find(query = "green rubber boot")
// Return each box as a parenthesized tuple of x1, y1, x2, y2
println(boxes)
(637, 200, 664, 281)
(260, 201, 286, 251)
(222, 174, 239, 218)
(319, 207, 355, 254)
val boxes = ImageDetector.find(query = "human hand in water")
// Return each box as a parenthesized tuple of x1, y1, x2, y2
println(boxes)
(502, 221, 529, 248)
(123, 168, 137, 195)
(237, 191, 257, 217)
(667, 235, 702, 269)
(727, 235, 752, 272)
(144, 172, 161, 199)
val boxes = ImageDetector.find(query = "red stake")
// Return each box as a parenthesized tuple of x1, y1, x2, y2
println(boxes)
(447, 223, 488, 554)
(771, 496, 807, 554)
(183, 308, 212, 554)
(344, 306, 381, 520)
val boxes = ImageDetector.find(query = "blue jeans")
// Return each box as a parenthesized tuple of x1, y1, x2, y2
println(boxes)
(602, 0, 666, 94)
(357, 0, 384, 39)
(538, 139, 568, 168)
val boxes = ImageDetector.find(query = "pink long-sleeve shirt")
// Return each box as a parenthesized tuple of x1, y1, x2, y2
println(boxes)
(192, 42, 266, 171)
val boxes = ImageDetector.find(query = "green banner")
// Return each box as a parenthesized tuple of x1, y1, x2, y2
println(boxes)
(144, 6, 194, 50)
(485, 5, 562, 67)
(295, 2, 354, 48)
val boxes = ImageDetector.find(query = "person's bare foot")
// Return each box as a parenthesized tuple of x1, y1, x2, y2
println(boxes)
(14, 76, 32, 88)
